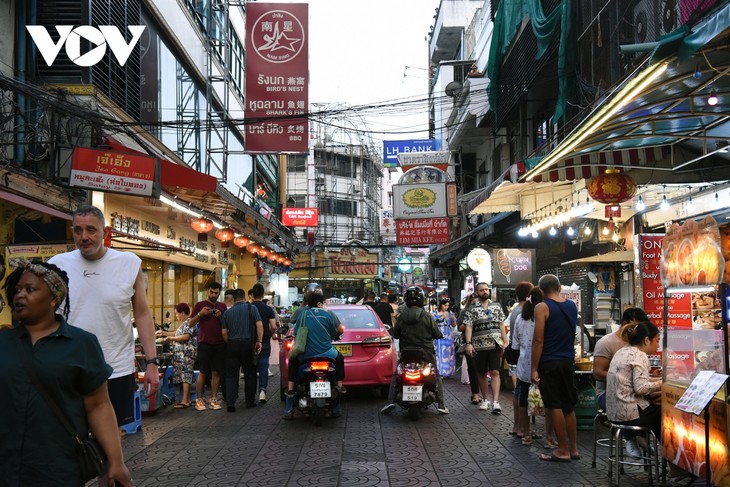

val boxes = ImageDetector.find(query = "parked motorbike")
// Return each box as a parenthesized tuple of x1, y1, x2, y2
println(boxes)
(293, 356, 340, 426)
(394, 347, 438, 420)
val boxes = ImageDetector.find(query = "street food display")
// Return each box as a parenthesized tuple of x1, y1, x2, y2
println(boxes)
(659, 217, 729, 485)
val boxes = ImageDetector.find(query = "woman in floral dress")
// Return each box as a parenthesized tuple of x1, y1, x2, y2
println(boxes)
(156, 302, 197, 408)
(432, 298, 457, 377)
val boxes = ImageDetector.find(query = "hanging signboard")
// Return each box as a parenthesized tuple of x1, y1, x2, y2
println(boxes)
(383, 139, 439, 168)
(490, 248, 535, 286)
(70, 147, 156, 197)
(395, 218, 449, 245)
(245, 3, 309, 153)
(393, 183, 447, 219)
(397, 150, 450, 172)
(281, 208, 318, 227)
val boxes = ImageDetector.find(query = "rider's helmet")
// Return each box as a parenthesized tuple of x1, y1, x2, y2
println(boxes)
(303, 282, 324, 307)
(403, 286, 425, 308)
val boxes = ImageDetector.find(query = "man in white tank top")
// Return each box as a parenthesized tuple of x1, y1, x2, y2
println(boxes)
(49, 205, 160, 428)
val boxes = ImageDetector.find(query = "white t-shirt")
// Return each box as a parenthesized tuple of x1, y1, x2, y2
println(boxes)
(49, 248, 141, 378)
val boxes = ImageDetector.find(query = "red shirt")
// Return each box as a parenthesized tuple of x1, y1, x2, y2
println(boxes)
(191, 300, 228, 344)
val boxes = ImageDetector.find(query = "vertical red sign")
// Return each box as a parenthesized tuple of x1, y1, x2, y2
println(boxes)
(245, 3, 308, 153)
(638, 234, 666, 328)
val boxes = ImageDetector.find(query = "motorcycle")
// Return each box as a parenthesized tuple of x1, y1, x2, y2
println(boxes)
(394, 347, 438, 420)
(293, 356, 341, 426)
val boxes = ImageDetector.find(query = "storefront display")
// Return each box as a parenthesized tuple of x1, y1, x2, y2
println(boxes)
(660, 217, 729, 485)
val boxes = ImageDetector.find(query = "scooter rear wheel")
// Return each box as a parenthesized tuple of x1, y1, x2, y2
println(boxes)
(408, 404, 420, 421)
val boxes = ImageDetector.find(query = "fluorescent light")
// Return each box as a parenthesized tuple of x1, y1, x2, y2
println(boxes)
(523, 62, 667, 182)
(160, 195, 202, 218)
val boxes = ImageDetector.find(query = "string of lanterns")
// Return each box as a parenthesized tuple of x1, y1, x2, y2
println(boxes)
(189, 216, 292, 267)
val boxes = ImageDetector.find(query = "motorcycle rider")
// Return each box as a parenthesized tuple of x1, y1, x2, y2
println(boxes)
(380, 286, 449, 415)
(283, 284, 345, 420)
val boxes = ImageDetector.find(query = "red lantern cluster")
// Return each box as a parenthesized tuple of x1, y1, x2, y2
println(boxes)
(587, 169, 637, 205)
(233, 235, 250, 248)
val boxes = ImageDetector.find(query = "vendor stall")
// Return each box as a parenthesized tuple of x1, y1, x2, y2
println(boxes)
(659, 217, 730, 486)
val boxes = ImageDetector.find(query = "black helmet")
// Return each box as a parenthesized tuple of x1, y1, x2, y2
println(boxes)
(404, 286, 425, 307)
(303, 282, 323, 306)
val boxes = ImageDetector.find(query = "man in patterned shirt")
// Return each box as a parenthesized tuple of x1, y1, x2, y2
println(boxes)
(461, 282, 507, 413)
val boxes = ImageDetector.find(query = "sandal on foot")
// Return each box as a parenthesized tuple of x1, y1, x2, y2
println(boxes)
(521, 437, 533, 446)
(544, 440, 558, 449)
(174, 402, 190, 409)
(540, 453, 571, 462)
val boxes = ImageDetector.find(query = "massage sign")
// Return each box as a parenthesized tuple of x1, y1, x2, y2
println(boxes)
(659, 216, 730, 485)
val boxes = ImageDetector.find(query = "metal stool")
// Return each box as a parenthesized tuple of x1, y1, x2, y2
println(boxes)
(591, 409, 612, 468)
(607, 423, 660, 486)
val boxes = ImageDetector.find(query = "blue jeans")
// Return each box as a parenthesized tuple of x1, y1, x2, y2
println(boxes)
(257, 342, 271, 391)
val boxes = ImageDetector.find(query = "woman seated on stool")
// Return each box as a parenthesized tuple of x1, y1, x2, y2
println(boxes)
(606, 321, 662, 454)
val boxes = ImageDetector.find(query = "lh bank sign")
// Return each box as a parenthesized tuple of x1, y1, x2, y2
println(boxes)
(383, 139, 439, 168)
(26, 25, 146, 67)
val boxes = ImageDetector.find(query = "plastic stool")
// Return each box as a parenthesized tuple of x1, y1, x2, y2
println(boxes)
(607, 423, 659, 486)
(591, 410, 612, 468)
(121, 390, 143, 435)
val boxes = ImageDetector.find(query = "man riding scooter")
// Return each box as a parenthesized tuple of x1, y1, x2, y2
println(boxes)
(380, 286, 449, 415)
(283, 284, 345, 419)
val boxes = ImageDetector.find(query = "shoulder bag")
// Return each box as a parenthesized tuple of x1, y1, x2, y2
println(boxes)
(16, 332, 107, 482)
(288, 309, 309, 359)
(504, 342, 520, 365)
(248, 304, 260, 366)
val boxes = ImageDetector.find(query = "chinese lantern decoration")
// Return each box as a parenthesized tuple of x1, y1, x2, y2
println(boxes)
(191, 217, 214, 242)
(258, 247, 271, 259)
(246, 242, 260, 255)
(283, 258, 292, 266)
(268, 252, 279, 263)
(233, 235, 250, 248)
(215, 227, 235, 248)
(587, 169, 637, 205)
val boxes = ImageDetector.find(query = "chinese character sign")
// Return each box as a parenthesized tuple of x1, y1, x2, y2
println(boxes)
(395, 218, 449, 246)
(70, 147, 156, 197)
(245, 3, 308, 153)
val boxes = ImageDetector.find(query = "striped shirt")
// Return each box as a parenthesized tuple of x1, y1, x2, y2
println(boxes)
(221, 302, 262, 340)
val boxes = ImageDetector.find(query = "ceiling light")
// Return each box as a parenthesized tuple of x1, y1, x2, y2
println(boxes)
(611, 232, 619, 242)
(531, 230, 539, 239)
(584, 225, 592, 236)
(635, 195, 645, 211)
(549, 226, 557, 236)
(693, 66, 702, 79)
(686, 194, 695, 212)
(708, 89, 718, 106)
(567, 226, 575, 236)
(602, 225, 609, 236)
(660, 194, 670, 210)
(518, 227, 528, 237)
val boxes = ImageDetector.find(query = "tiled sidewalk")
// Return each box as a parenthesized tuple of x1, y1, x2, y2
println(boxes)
(118, 371, 674, 486)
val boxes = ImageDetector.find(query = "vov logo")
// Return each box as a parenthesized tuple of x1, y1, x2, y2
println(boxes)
(26, 25, 146, 67)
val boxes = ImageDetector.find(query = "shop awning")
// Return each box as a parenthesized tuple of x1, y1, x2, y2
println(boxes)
(561, 250, 635, 265)
(0, 189, 72, 220)
(521, 11, 730, 185)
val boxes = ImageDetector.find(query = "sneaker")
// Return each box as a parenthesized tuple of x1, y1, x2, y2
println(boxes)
(436, 406, 450, 415)
(479, 400, 491, 411)
(625, 439, 642, 458)
(259, 390, 267, 403)
(491, 401, 502, 414)
(268, 368, 274, 377)
(209, 399, 222, 410)
(380, 403, 396, 415)
(195, 398, 206, 411)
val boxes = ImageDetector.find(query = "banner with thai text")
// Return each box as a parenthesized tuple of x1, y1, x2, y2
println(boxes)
(245, 3, 308, 153)
(70, 147, 156, 196)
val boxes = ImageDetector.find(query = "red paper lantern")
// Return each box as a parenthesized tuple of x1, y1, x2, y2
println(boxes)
(283, 258, 292, 266)
(587, 169, 637, 205)
(191, 217, 214, 242)
(246, 243, 261, 255)
(258, 247, 271, 258)
(215, 227, 235, 248)
(233, 236, 251, 248)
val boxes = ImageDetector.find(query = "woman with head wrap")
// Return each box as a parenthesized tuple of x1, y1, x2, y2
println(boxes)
(0, 260, 132, 486)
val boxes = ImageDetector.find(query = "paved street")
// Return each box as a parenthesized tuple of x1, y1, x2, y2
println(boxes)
(120, 368, 662, 487)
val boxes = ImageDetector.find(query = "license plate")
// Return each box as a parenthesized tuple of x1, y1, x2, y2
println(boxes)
(310, 381, 331, 398)
(334, 344, 352, 356)
(402, 385, 423, 402)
